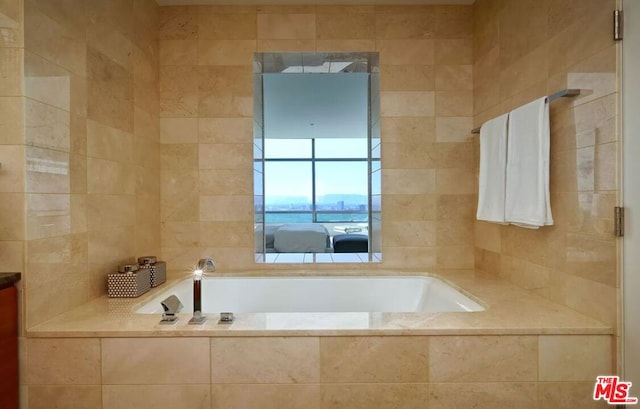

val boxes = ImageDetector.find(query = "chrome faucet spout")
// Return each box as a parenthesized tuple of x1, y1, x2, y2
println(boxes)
(196, 258, 216, 272)
(189, 257, 214, 325)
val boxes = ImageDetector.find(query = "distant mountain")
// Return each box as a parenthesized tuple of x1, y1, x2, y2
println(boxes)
(317, 194, 367, 205)
(265, 194, 368, 206)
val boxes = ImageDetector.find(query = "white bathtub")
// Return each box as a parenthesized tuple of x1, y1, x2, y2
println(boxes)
(135, 276, 484, 314)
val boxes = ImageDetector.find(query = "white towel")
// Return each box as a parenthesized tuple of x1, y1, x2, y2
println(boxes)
(477, 113, 509, 223)
(505, 97, 553, 228)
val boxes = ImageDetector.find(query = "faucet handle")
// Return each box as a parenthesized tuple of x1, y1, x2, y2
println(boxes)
(196, 258, 216, 272)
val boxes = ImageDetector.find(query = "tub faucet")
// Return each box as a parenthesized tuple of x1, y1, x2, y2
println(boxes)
(188, 258, 215, 325)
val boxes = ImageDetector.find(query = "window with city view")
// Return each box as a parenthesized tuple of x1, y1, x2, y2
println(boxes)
(264, 138, 369, 224)
(253, 52, 381, 261)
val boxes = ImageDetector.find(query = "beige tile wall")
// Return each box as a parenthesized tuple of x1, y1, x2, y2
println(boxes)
(25, 334, 612, 408)
(21, 0, 160, 329)
(0, 1, 25, 282)
(159, 5, 476, 275)
(472, 0, 619, 330)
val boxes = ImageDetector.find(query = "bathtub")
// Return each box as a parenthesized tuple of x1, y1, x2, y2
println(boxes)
(135, 275, 484, 314)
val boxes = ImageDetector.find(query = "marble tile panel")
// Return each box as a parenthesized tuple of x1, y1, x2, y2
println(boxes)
(198, 12, 257, 40)
(474, 221, 501, 252)
(376, 39, 434, 65)
(161, 222, 200, 255)
(383, 246, 437, 269)
(436, 168, 474, 194)
(159, 65, 199, 118)
(435, 90, 473, 116)
(198, 143, 252, 170)
(198, 221, 252, 248)
(380, 117, 435, 143)
(211, 384, 320, 409)
(538, 381, 610, 409)
(27, 338, 101, 385)
(384, 221, 436, 248)
(102, 338, 210, 384)
(26, 193, 71, 240)
(435, 117, 472, 143)
(257, 5, 315, 14)
(539, 335, 612, 381)
(0, 145, 24, 192)
(316, 39, 375, 52)
(24, 4, 85, 75)
(158, 6, 198, 40)
(87, 194, 135, 230)
(382, 141, 436, 169)
(435, 38, 472, 65)
(433, 142, 474, 168)
(436, 65, 472, 91)
(321, 383, 429, 409)
(257, 39, 317, 52)
(0, 97, 25, 145)
(199, 195, 253, 222)
(87, 158, 135, 195)
(382, 169, 436, 195)
(160, 143, 199, 169)
(472, 0, 499, 58)
(87, 119, 134, 163)
(499, 255, 550, 291)
(70, 193, 87, 234)
(429, 335, 538, 382)
(24, 52, 71, 111)
(498, 0, 548, 67)
(0, 192, 24, 240)
(375, 11, 434, 39)
(25, 146, 70, 194)
(380, 65, 434, 92)
(320, 336, 429, 382)
(211, 337, 320, 383)
(87, 49, 134, 133)
(436, 245, 474, 268)
(429, 382, 538, 409)
(499, 44, 547, 100)
(161, 189, 200, 222)
(0, 48, 24, 96)
(501, 226, 548, 266)
(316, 12, 375, 40)
(198, 94, 253, 118)
(198, 117, 253, 143)
(197, 65, 252, 96)
(159, 40, 198, 66)
(475, 247, 500, 274)
(199, 169, 252, 196)
(103, 385, 211, 409)
(87, 19, 134, 72)
(382, 194, 437, 222)
(435, 5, 472, 39)
(28, 386, 101, 409)
(381, 91, 434, 117)
(0, 241, 24, 272)
(257, 13, 316, 39)
(198, 40, 256, 66)
(24, 98, 70, 153)
(0, 0, 24, 48)
(564, 275, 617, 328)
(595, 142, 616, 191)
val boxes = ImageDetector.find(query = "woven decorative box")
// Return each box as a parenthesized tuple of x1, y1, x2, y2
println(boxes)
(138, 256, 167, 288)
(107, 264, 151, 298)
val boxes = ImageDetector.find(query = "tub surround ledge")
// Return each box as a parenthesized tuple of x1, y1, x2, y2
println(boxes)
(26, 271, 611, 338)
